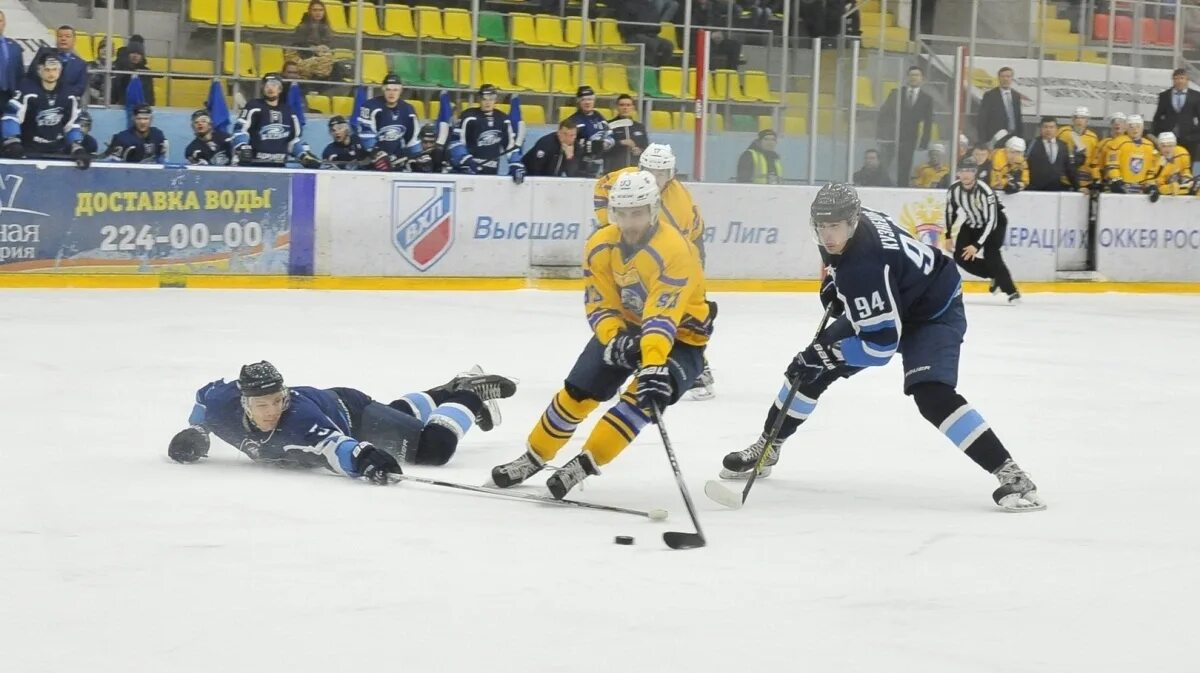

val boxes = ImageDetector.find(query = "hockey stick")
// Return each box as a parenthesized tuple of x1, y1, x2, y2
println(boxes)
(651, 406, 706, 550)
(704, 304, 835, 510)
(392, 473, 668, 520)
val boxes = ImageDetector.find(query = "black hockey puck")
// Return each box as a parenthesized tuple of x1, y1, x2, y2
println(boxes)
(614, 535, 635, 545)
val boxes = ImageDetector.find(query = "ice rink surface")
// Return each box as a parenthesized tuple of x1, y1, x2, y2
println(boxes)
(2, 289, 1197, 672)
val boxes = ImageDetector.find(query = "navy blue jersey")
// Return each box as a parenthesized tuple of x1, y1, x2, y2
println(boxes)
(566, 109, 613, 176)
(823, 208, 962, 368)
(185, 131, 232, 165)
(231, 98, 307, 167)
(81, 133, 98, 155)
(458, 107, 515, 173)
(358, 97, 419, 157)
(1, 80, 82, 154)
(322, 134, 368, 169)
(188, 379, 370, 477)
(408, 146, 450, 173)
(104, 127, 168, 164)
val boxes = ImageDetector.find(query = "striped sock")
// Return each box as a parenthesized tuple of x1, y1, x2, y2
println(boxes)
(390, 392, 435, 422)
(428, 402, 475, 439)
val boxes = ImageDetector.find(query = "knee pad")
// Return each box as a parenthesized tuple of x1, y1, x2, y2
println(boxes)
(911, 382, 965, 426)
(414, 424, 458, 466)
(564, 380, 603, 403)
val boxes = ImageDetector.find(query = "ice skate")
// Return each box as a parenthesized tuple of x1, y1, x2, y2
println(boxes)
(491, 449, 545, 488)
(687, 361, 716, 401)
(437, 365, 517, 431)
(992, 460, 1045, 512)
(719, 434, 783, 479)
(545, 451, 599, 500)
(1007, 291, 1022, 305)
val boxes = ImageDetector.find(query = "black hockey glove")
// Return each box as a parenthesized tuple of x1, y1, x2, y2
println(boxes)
(168, 426, 210, 464)
(351, 442, 402, 485)
(1147, 184, 1161, 203)
(635, 365, 672, 416)
(819, 275, 843, 316)
(235, 144, 254, 165)
(1109, 179, 1125, 194)
(602, 332, 641, 370)
(70, 142, 91, 170)
(3, 138, 25, 159)
(786, 342, 844, 386)
(1003, 181, 1022, 194)
(509, 164, 526, 185)
(297, 150, 322, 169)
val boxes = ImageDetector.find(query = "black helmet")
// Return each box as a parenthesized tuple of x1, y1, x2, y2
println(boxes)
(810, 183, 860, 225)
(238, 361, 285, 397)
(576, 85, 595, 99)
(328, 114, 349, 130)
(261, 72, 283, 87)
(132, 104, 152, 117)
(418, 123, 437, 142)
(382, 73, 402, 87)
(190, 109, 211, 123)
(957, 156, 979, 170)
(479, 83, 498, 97)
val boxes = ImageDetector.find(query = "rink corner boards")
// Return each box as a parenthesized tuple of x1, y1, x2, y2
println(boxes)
(2, 274, 1200, 293)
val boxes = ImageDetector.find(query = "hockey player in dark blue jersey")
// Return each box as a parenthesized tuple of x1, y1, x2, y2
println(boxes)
(321, 115, 369, 169)
(184, 109, 232, 165)
(1, 53, 89, 169)
(718, 183, 1044, 512)
(76, 110, 98, 156)
(408, 123, 450, 173)
(231, 73, 321, 168)
(564, 85, 614, 178)
(458, 84, 517, 175)
(168, 361, 518, 484)
(103, 104, 168, 164)
(358, 73, 420, 171)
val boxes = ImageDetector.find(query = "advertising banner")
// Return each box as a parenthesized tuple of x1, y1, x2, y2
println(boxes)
(1095, 194, 1200, 281)
(969, 56, 1175, 120)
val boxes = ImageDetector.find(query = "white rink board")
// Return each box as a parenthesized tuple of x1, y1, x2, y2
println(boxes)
(1096, 194, 1200, 281)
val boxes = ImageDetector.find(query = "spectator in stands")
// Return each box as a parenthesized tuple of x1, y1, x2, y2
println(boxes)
(910, 144, 948, 188)
(651, 0, 682, 22)
(977, 66, 1023, 148)
(523, 119, 582, 178)
(853, 148, 893, 187)
(0, 11, 25, 104)
(1152, 68, 1200, 162)
(112, 40, 156, 106)
(605, 93, 649, 172)
(290, 0, 336, 82)
(1026, 116, 1078, 192)
(614, 0, 675, 67)
(877, 65, 932, 188)
(709, 31, 744, 71)
(736, 129, 783, 184)
(27, 25, 87, 99)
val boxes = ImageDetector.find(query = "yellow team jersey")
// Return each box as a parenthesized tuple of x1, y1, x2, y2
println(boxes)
(583, 223, 711, 367)
(911, 162, 949, 188)
(1058, 126, 1099, 185)
(594, 167, 706, 250)
(1156, 148, 1194, 194)
(1090, 133, 1126, 181)
(1110, 137, 1160, 184)
(989, 150, 1030, 191)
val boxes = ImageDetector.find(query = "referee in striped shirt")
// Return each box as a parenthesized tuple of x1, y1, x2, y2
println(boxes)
(945, 156, 1021, 303)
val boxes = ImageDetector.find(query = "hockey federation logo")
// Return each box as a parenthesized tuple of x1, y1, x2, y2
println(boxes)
(392, 181, 454, 271)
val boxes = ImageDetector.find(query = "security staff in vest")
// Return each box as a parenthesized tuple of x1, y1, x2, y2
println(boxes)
(736, 129, 783, 184)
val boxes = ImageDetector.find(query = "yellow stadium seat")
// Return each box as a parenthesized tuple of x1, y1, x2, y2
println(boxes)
(595, 18, 627, 48)
(384, 4, 417, 37)
(323, 0, 352, 34)
(223, 41, 256, 77)
(721, 70, 755, 103)
(250, 0, 289, 29)
(406, 99, 427, 120)
(859, 11, 893, 29)
(559, 105, 576, 121)
(534, 14, 573, 48)
(520, 104, 546, 125)
(861, 26, 909, 52)
(546, 60, 576, 95)
(362, 51, 388, 84)
(677, 111, 722, 131)
(71, 33, 95, 62)
(784, 91, 809, 111)
(189, 0, 222, 26)
(347, 2, 389, 36)
(563, 16, 594, 47)
(707, 71, 729, 101)
(306, 94, 331, 113)
(783, 116, 808, 135)
(658, 66, 695, 99)
(283, 1, 308, 27)
(454, 55, 480, 87)
(573, 63, 611, 95)
(516, 59, 549, 93)
(757, 115, 775, 132)
(856, 76, 876, 108)
(649, 110, 672, 131)
(166, 78, 211, 108)
(742, 70, 779, 103)
(417, 6, 455, 41)
(600, 63, 633, 97)
(597, 108, 613, 119)
(659, 22, 683, 54)
(331, 95, 354, 116)
(443, 8, 481, 41)
(710, 113, 724, 132)
(881, 80, 899, 103)
(258, 45, 285, 74)
(480, 57, 519, 91)
(510, 13, 547, 47)
(168, 58, 216, 75)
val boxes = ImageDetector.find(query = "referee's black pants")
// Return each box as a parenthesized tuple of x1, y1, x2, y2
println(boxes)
(954, 211, 1018, 295)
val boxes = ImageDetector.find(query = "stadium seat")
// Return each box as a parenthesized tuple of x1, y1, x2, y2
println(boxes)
(168, 58, 216, 75)
(223, 41, 256, 77)
(481, 57, 520, 91)
(859, 11, 892, 29)
(721, 70, 754, 103)
(477, 12, 508, 43)
(601, 63, 633, 97)
(742, 70, 779, 103)
(783, 116, 808, 135)
(1157, 19, 1176, 46)
(444, 8, 482, 41)
(166, 78, 211, 108)
(416, 6, 454, 41)
(1092, 13, 1111, 40)
(323, 1, 352, 34)
(407, 100, 427, 121)
(573, 63, 610, 94)
(362, 51, 388, 84)
(559, 105, 576, 120)
(861, 26, 909, 52)
(189, 0, 222, 26)
(856, 76, 876, 108)
(515, 59, 549, 93)
(756, 114, 774, 132)
(70, 33, 95, 62)
(675, 111, 721, 131)
(1136, 18, 1157, 45)
(250, 0, 289, 29)
(564, 17, 594, 47)
(658, 67, 695, 99)
(784, 91, 809, 111)
(639, 68, 664, 98)
(648, 109, 672, 131)
(347, 2, 389, 37)
(1043, 30, 1083, 48)
(510, 13, 548, 47)
(384, 5, 418, 38)
(1042, 17, 1071, 34)
(546, 60, 576, 95)
(1098, 14, 1135, 43)
(392, 53, 429, 86)
(258, 45, 285, 75)
(306, 93, 331, 113)
(659, 22, 683, 54)
(283, 0, 308, 28)
(520, 104, 546, 125)
(454, 55, 479, 87)
(331, 95, 354, 116)
(731, 114, 756, 132)
(595, 18, 628, 48)
(534, 15, 573, 48)
(423, 54, 456, 88)
(708, 70, 731, 101)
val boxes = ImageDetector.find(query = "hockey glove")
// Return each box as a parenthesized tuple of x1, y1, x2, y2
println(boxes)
(819, 275, 843, 316)
(1003, 182, 1022, 194)
(635, 365, 673, 416)
(297, 150, 322, 169)
(1189, 179, 1200, 197)
(168, 426, 210, 464)
(3, 138, 25, 159)
(70, 143, 91, 170)
(371, 149, 394, 172)
(602, 333, 641, 370)
(235, 144, 254, 166)
(1148, 184, 1161, 203)
(1109, 179, 1126, 194)
(785, 342, 844, 386)
(509, 164, 526, 185)
(351, 442, 402, 485)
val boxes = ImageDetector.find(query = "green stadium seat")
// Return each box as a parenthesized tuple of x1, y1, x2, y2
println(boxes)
(731, 114, 756, 132)
(391, 52, 429, 86)
(423, 54, 457, 88)
(477, 11, 509, 43)
(639, 68, 663, 98)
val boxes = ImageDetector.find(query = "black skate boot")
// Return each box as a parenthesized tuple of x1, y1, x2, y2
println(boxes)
(437, 365, 517, 431)
(491, 449, 546, 488)
(992, 459, 1045, 511)
(546, 451, 600, 500)
(1007, 291, 1022, 305)
(988, 279, 999, 295)
(719, 434, 783, 479)
(687, 360, 715, 401)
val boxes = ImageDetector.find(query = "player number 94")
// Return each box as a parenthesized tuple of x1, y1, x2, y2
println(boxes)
(99, 222, 264, 252)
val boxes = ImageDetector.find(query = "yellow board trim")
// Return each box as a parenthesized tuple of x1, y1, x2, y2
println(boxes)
(1, 274, 1199, 293)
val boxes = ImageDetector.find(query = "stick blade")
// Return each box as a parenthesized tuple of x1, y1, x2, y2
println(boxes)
(663, 531, 706, 550)
(704, 480, 744, 510)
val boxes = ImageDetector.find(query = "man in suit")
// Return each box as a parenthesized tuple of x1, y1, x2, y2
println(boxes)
(977, 66, 1023, 147)
(1026, 116, 1078, 192)
(0, 11, 24, 104)
(1152, 68, 1200, 161)
(877, 65, 934, 187)
(27, 25, 88, 99)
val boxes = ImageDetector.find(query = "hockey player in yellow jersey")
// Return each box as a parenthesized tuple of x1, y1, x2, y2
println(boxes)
(1090, 112, 1127, 184)
(1153, 132, 1196, 196)
(491, 171, 713, 499)
(989, 136, 1029, 193)
(910, 144, 950, 187)
(1107, 114, 1160, 193)
(1058, 106, 1099, 189)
